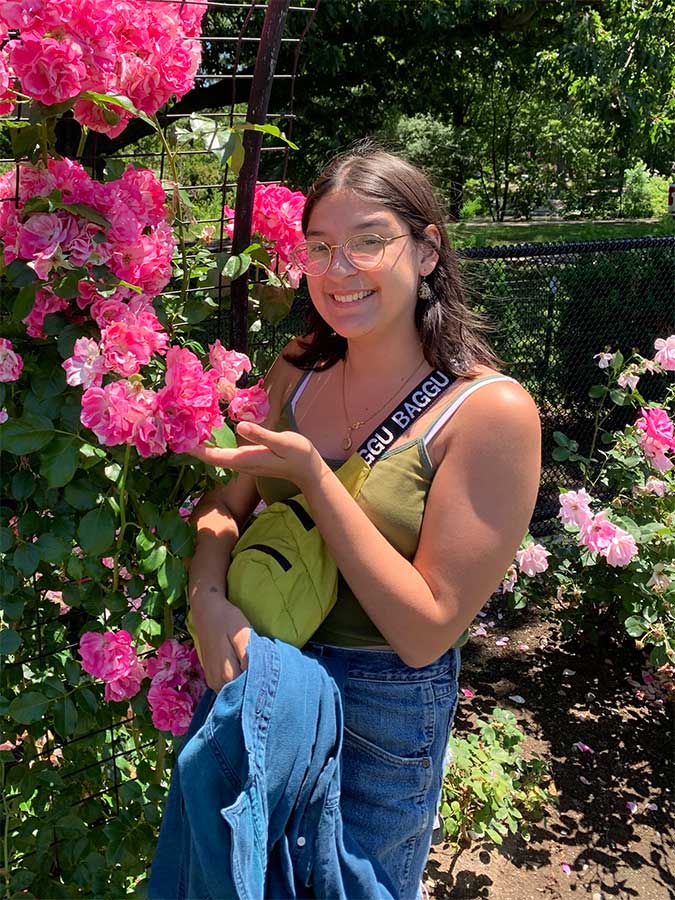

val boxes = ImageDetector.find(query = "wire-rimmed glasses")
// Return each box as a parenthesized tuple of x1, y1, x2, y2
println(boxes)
(289, 233, 409, 276)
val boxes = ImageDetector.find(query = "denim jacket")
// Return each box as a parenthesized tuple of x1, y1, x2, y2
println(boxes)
(149, 630, 396, 900)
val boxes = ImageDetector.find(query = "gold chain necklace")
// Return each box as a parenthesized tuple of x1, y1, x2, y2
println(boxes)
(341, 355, 427, 451)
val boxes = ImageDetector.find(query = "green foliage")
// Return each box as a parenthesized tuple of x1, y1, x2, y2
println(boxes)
(440, 708, 556, 867)
(622, 161, 671, 218)
(511, 347, 675, 666)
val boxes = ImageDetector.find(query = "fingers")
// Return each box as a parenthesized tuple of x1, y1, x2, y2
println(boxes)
(188, 444, 276, 470)
(229, 625, 250, 672)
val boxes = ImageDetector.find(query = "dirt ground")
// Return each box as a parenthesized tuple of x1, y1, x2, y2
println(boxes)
(423, 600, 675, 900)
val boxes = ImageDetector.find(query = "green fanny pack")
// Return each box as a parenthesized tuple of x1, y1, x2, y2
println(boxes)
(188, 368, 456, 654)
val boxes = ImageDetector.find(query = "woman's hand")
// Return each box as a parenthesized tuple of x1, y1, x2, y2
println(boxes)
(190, 588, 251, 692)
(189, 422, 326, 492)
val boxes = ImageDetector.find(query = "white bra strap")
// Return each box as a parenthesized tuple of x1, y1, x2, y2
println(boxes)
(423, 375, 518, 448)
(290, 371, 313, 415)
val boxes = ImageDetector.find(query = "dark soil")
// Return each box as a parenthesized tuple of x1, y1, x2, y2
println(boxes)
(423, 600, 675, 900)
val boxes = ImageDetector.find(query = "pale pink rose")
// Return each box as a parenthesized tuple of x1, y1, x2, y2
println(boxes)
(644, 477, 667, 497)
(147, 683, 195, 736)
(515, 541, 550, 576)
(593, 352, 614, 369)
(146, 639, 204, 696)
(639, 438, 673, 473)
(18, 212, 78, 280)
(10, 35, 87, 106)
(654, 336, 675, 371)
(101, 321, 155, 376)
(558, 489, 594, 528)
(63, 337, 105, 389)
(208, 341, 251, 383)
(0, 337, 23, 382)
(601, 527, 638, 567)
(647, 563, 670, 593)
(501, 564, 518, 593)
(617, 367, 639, 391)
(45, 590, 70, 616)
(579, 510, 617, 553)
(228, 379, 271, 424)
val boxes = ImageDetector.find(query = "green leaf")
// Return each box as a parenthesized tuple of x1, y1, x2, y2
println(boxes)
(79, 90, 159, 132)
(229, 133, 245, 174)
(40, 436, 80, 488)
(5, 259, 36, 288)
(51, 270, 83, 299)
(12, 542, 42, 576)
(10, 123, 40, 160)
(0, 526, 14, 553)
(157, 554, 186, 605)
(0, 628, 21, 656)
(57, 203, 111, 229)
(588, 384, 607, 399)
(552, 431, 571, 447)
(32, 362, 67, 399)
(221, 252, 252, 281)
(13, 283, 38, 321)
(551, 446, 570, 462)
(624, 615, 647, 637)
(9, 691, 49, 724)
(78, 507, 116, 555)
(184, 294, 217, 324)
(10, 470, 36, 501)
(609, 389, 626, 406)
(253, 282, 294, 325)
(240, 121, 299, 150)
(135, 530, 166, 573)
(36, 533, 70, 564)
(64, 479, 100, 511)
(210, 422, 237, 449)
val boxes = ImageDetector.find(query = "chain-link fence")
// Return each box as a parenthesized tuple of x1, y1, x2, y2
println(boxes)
(245, 235, 675, 531)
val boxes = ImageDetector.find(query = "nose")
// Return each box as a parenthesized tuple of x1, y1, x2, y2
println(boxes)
(327, 243, 357, 274)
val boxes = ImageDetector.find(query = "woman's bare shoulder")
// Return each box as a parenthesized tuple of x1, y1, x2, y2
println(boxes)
(262, 337, 308, 410)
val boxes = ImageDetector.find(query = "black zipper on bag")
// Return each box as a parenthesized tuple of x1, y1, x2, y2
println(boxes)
(239, 544, 292, 572)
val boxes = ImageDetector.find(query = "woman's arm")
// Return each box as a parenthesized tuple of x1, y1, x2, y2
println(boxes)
(300, 381, 541, 666)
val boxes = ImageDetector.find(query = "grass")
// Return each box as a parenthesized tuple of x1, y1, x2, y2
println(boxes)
(448, 216, 675, 249)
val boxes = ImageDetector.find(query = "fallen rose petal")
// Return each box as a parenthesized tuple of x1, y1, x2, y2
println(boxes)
(471, 626, 488, 637)
(579, 776, 592, 786)
(626, 800, 638, 814)
(518, 643, 530, 651)
(573, 741, 595, 754)
(561, 863, 572, 875)
(508, 694, 526, 704)
(461, 688, 475, 699)
(495, 637, 510, 646)
(646, 803, 658, 812)
(563, 669, 576, 676)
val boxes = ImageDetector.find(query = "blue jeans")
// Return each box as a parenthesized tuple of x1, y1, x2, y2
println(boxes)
(303, 642, 460, 900)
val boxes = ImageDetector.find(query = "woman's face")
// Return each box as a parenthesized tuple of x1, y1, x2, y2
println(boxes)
(304, 189, 439, 343)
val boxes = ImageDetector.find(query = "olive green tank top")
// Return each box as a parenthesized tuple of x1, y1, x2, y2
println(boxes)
(255, 370, 516, 648)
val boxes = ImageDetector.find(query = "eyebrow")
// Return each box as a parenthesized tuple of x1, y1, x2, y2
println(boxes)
(306, 218, 393, 238)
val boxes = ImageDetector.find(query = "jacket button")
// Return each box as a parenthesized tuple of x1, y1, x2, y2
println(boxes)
(422, 758, 431, 768)
(296, 836, 306, 847)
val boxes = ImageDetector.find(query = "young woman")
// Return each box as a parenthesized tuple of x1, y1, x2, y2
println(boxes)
(187, 146, 541, 898)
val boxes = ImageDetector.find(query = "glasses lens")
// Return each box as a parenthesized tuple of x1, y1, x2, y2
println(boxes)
(292, 241, 331, 275)
(345, 234, 385, 270)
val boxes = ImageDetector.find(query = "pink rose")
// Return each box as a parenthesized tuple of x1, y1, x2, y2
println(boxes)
(0, 50, 15, 116)
(0, 337, 23, 382)
(558, 489, 594, 529)
(208, 341, 251, 383)
(157, 347, 223, 453)
(80, 380, 133, 446)
(10, 35, 87, 106)
(579, 511, 617, 554)
(644, 477, 667, 497)
(515, 541, 550, 577)
(22, 287, 69, 339)
(227, 379, 270, 424)
(147, 683, 195, 736)
(654, 335, 675, 371)
(636, 407, 675, 446)
(79, 630, 145, 702)
(62, 337, 105, 389)
(602, 527, 639, 567)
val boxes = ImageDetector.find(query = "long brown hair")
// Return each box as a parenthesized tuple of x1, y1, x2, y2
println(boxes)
(285, 142, 504, 377)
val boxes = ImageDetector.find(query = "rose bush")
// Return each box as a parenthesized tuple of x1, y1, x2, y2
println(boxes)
(500, 338, 675, 670)
(0, 3, 308, 893)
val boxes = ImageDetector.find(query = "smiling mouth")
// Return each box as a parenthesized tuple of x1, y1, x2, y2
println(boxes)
(330, 289, 375, 305)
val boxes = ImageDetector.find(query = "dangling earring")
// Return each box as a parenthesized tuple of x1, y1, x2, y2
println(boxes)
(418, 278, 432, 301)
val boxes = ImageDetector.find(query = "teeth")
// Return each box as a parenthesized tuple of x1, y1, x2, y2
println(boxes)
(333, 290, 372, 304)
